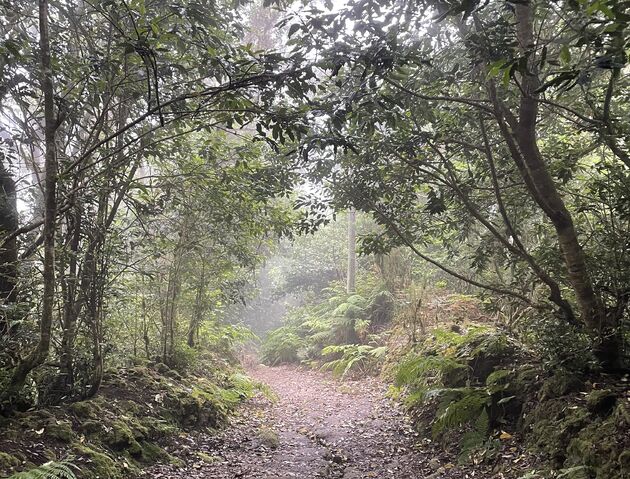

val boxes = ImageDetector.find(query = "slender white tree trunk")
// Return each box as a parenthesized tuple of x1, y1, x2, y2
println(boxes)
(346, 209, 356, 294)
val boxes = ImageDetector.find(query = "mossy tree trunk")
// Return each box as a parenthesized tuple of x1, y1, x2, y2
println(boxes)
(0, 161, 18, 337)
(489, 1, 623, 370)
(5, 0, 59, 401)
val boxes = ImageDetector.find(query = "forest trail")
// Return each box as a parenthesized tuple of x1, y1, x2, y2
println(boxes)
(143, 364, 453, 479)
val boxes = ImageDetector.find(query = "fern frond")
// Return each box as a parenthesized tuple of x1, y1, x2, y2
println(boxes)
(458, 408, 490, 461)
(321, 344, 386, 378)
(369, 346, 387, 358)
(346, 294, 368, 308)
(395, 354, 466, 388)
(7, 459, 78, 479)
(432, 389, 489, 437)
(332, 302, 364, 319)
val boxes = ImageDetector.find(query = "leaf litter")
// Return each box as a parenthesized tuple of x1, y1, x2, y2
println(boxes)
(142, 364, 534, 479)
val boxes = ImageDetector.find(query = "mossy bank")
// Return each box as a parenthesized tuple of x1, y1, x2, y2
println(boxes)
(391, 325, 630, 479)
(0, 361, 262, 478)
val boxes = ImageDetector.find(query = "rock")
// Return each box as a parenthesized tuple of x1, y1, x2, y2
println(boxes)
(428, 456, 441, 470)
(70, 400, 100, 418)
(331, 452, 345, 464)
(102, 419, 144, 456)
(165, 369, 183, 380)
(45, 419, 75, 443)
(524, 399, 589, 467)
(458, 333, 516, 382)
(563, 401, 630, 478)
(450, 324, 463, 334)
(72, 442, 130, 479)
(79, 419, 102, 435)
(257, 427, 279, 449)
(196, 451, 219, 463)
(538, 371, 584, 400)
(155, 362, 171, 374)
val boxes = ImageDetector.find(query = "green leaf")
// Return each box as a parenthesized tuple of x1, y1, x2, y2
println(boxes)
(560, 45, 571, 65)
(288, 24, 301, 38)
(501, 64, 512, 87)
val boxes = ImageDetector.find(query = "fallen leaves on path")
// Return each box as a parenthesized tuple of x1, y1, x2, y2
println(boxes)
(142, 365, 531, 479)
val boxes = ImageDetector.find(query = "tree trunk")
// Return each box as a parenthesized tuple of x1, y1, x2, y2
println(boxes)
(0, 161, 18, 337)
(508, 2, 620, 369)
(346, 209, 357, 294)
(58, 204, 82, 396)
(6, 0, 58, 399)
(188, 263, 205, 348)
(142, 294, 150, 358)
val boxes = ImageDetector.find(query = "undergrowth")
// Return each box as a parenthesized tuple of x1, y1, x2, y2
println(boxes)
(321, 344, 387, 378)
(260, 278, 394, 370)
(392, 326, 518, 462)
(0, 359, 265, 478)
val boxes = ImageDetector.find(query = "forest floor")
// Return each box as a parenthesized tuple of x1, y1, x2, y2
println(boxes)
(143, 364, 528, 479)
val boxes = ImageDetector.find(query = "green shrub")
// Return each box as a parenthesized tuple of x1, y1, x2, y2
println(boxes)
(395, 354, 468, 392)
(365, 290, 395, 325)
(262, 281, 396, 370)
(169, 343, 201, 372)
(432, 389, 490, 437)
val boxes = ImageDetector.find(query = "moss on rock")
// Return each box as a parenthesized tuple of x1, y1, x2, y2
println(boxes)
(139, 416, 178, 437)
(524, 396, 629, 478)
(70, 399, 103, 419)
(457, 333, 516, 382)
(154, 362, 171, 374)
(524, 399, 590, 466)
(73, 443, 121, 479)
(45, 419, 75, 443)
(102, 420, 143, 456)
(196, 451, 219, 463)
(257, 426, 280, 449)
(538, 371, 584, 400)
(1, 353, 254, 478)
(565, 404, 627, 479)
(80, 419, 103, 435)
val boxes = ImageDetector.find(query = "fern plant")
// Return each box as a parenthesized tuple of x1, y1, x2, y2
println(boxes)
(321, 344, 387, 378)
(432, 388, 490, 437)
(7, 459, 78, 479)
(260, 327, 304, 365)
(395, 354, 468, 392)
(459, 408, 491, 461)
(394, 330, 517, 462)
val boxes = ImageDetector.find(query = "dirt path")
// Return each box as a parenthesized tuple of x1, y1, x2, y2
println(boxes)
(143, 365, 468, 479)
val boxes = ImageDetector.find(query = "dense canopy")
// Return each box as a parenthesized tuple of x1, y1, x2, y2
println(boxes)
(0, 0, 628, 478)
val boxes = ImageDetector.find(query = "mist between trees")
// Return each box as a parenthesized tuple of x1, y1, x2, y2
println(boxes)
(0, 0, 629, 477)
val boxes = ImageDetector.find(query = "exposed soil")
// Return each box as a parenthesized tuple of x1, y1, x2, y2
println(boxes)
(143, 364, 531, 479)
